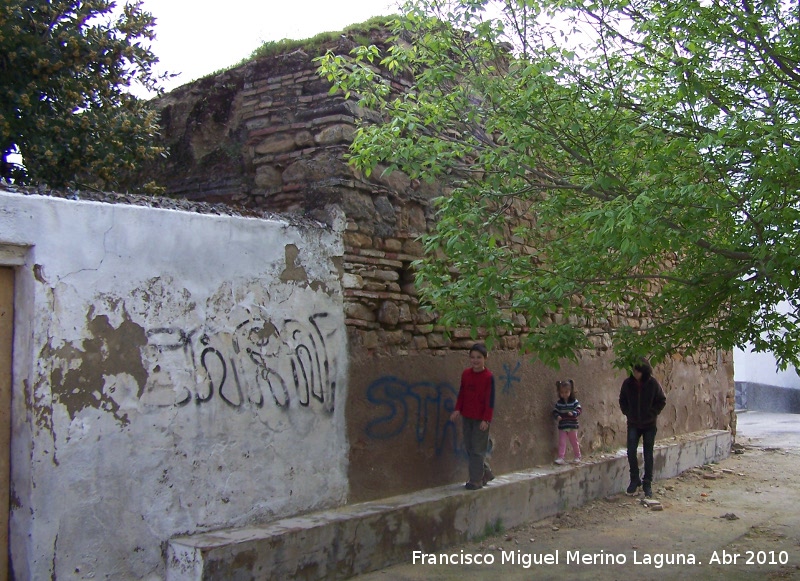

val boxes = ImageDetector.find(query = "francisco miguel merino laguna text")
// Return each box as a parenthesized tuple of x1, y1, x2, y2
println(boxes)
(412, 549, 698, 569)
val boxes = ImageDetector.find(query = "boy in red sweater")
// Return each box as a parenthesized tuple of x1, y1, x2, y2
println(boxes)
(450, 343, 495, 490)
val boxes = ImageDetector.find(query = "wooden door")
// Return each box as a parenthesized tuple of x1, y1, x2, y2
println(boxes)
(0, 267, 13, 581)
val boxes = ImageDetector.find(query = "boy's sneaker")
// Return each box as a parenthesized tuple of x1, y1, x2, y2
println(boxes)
(643, 482, 653, 498)
(554, 458, 566, 465)
(626, 479, 642, 494)
(465, 481, 483, 490)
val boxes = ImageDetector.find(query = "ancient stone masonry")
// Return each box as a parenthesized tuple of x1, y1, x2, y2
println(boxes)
(148, 31, 466, 358)
(147, 32, 696, 361)
(144, 28, 734, 503)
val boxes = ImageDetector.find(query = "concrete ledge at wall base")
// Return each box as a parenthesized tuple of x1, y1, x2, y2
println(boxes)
(166, 429, 731, 581)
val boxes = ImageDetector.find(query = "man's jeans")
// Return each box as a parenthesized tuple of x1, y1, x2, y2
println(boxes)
(627, 425, 657, 483)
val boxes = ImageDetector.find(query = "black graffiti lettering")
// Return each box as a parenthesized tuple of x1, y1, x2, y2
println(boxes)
(231, 320, 250, 355)
(294, 343, 318, 406)
(147, 327, 195, 353)
(220, 356, 244, 408)
(291, 359, 308, 407)
(198, 347, 223, 403)
(241, 348, 265, 408)
(262, 366, 289, 408)
(146, 311, 336, 414)
(284, 314, 335, 409)
(310, 313, 336, 412)
(247, 349, 288, 408)
(299, 330, 323, 403)
(175, 386, 192, 407)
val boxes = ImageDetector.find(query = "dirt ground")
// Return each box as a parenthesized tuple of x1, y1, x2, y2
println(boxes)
(352, 411, 800, 580)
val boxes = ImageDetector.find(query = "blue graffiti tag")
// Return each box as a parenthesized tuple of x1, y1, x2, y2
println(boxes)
(500, 361, 522, 395)
(364, 376, 459, 456)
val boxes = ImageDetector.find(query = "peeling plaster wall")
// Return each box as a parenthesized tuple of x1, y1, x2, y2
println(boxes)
(0, 190, 347, 580)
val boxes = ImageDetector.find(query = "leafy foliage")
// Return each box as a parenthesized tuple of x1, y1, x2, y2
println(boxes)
(1, 0, 166, 189)
(317, 0, 800, 369)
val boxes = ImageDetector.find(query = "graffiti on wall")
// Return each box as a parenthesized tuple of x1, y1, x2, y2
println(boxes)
(364, 376, 459, 456)
(500, 361, 522, 395)
(363, 361, 522, 455)
(143, 311, 337, 413)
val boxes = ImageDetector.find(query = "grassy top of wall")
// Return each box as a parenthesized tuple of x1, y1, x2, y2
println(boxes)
(205, 15, 396, 80)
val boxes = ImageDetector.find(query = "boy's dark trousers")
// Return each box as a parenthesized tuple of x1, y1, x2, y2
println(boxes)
(462, 417, 490, 484)
(627, 425, 657, 483)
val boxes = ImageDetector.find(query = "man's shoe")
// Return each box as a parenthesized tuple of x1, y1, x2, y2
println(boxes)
(465, 481, 483, 490)
(643, 482, 653, 498)
(626, 479, 642, 494)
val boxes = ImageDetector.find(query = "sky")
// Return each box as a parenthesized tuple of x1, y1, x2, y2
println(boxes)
(138, 0, 401, 92)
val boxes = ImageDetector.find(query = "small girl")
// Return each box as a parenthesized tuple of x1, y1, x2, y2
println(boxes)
(552, 379, 582, 464)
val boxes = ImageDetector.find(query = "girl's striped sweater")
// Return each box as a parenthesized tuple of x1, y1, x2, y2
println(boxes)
(552, 398, 582, 430)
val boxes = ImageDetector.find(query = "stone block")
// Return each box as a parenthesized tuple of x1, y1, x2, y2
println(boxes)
(426, 333, 449, 348)
(360, 330, 379, 349)
(315, 124, 355, 145)
(411, 335, 429, 350)
(380, 330, 405, 345)
(382, 238, 403, 252)
(402, 238, 424, 256)
(378, 301, 401, 326)
(398, 303, 412, 323)
(254, 165, 282, 188)
(254, 134, 296, 155)
(365, 269, 399, 282)
(344, 232, 373, 248)
(294, 130, 315, 148)
(345, 302, 376, 322)
(341, 273, 363, 289)
(412, 309, 434, 325)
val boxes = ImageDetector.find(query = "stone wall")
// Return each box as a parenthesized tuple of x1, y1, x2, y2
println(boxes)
(148, 32, 450, 359)
(146, 29, 735, 502)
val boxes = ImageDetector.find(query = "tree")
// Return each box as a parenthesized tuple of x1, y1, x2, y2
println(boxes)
(317, 0, 800, 369)
(1, 0, 165, 189)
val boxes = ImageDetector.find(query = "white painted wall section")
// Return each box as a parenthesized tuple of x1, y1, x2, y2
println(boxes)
(734, 347, 800, 388)
(733, 302, 800, 389)
(0, 189, 348, 580)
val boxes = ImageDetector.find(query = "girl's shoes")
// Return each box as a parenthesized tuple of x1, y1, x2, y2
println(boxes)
(554, 457, 566, 465)
(571, 457, 582, 464)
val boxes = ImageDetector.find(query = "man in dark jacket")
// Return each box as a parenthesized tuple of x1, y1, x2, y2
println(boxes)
(619, 357, 667, 498)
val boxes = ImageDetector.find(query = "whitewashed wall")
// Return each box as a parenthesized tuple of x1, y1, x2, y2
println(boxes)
(734, 301, 800, 389)
(734, 347, 800, 389)
(0, 189, 348, 580)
